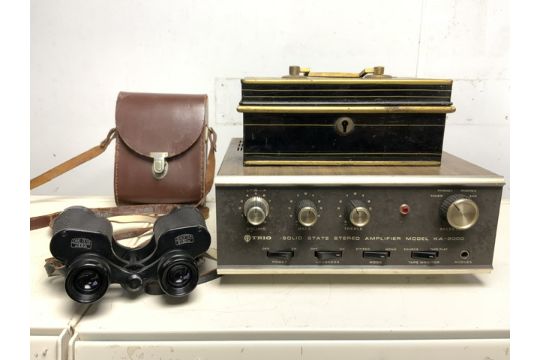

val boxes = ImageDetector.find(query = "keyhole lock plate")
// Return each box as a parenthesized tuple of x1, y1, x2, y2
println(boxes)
(335, 117, 355, 136)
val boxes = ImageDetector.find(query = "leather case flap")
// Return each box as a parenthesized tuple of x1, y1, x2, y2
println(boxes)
(115, 92, 207, 158)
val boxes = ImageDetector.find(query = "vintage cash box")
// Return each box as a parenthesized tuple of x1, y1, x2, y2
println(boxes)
(238, 66, 455, 166)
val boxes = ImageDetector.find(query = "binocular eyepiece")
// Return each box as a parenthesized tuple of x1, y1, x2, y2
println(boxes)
(50, 206, 211, 303)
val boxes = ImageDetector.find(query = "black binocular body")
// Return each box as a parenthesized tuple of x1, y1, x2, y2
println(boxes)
(50, 206, 211, 303)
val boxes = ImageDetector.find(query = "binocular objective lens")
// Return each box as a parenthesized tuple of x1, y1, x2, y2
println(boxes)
(167, 264, 193, 288)
(74, 269, 103, 294)
(65, 259, 110, 304)
(158, 253, 199, 297)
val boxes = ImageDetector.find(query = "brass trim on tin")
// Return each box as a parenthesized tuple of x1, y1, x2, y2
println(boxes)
(242, 77, 453, 85)
(246, 151, 442, 155)
(237, 105, 456, 114)
(242, 95, 451, 99)
(244, 160, 441, 166)
(243, 88, 452, 92)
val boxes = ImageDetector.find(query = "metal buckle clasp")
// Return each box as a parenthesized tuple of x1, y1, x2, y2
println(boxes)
(150, 152, 169, 179)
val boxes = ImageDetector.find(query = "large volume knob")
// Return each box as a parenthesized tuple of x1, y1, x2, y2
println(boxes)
(347, 200, 371, 227)
(297, 199, 318, 227)
(244, 196, 269, 226)
(440, 194, 479, 230)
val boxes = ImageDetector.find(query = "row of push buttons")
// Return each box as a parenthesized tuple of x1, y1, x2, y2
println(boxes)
(266, 250, 440, 261)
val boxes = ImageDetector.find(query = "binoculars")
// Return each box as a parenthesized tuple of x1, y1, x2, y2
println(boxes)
(49, 206, 211, 303)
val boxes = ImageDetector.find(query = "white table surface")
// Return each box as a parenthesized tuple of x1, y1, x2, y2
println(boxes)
(30, 196, 510, 359)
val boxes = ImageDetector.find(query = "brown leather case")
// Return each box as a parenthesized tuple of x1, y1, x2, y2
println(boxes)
(114, 92, 209, 205)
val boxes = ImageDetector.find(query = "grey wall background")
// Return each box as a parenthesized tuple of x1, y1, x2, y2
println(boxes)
(30, 0, 509, 199)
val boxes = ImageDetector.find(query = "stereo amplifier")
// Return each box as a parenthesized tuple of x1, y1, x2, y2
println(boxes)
(216, 138, 504, 274)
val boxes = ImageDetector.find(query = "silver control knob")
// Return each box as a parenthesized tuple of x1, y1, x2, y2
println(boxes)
(243, 196, 269, 226)
(347, 200, 371, 227)
(297, 199, 318, 227)
(440, 194, 479, 230)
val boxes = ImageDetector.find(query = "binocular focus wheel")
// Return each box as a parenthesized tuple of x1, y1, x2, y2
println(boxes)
(65, 257, 110, 304)
(158, 252, 199, 297)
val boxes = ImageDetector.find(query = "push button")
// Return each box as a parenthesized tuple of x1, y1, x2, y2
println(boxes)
(411, 250, 439, 259)
(314, 250, 343, 261)
(363, 251, 390, 259)
(266, 250, 294, 261)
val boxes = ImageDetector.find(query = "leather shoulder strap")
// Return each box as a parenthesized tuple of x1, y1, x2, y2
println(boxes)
(203, 127, 217, 199)
(30, 128, 117, 190)
(30, 204, 210, 230)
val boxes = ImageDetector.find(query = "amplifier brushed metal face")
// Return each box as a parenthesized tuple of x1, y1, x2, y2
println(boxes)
(216, 139, 504, 275)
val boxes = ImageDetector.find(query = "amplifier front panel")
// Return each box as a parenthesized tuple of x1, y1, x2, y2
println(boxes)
(216, 185, 502, 273)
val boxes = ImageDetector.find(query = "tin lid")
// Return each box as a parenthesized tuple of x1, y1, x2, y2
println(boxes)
(238, 66, 454, 113)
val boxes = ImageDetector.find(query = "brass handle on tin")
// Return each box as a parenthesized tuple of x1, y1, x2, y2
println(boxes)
(288, 65, 387, 78)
